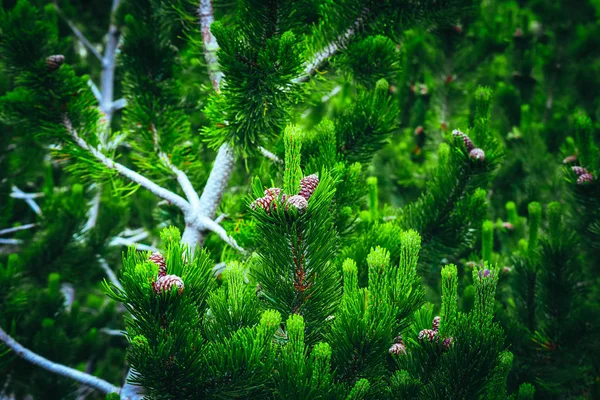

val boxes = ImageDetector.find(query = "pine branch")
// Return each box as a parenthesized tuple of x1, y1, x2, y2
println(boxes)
(0, 326, 121, 395)
(63, 117, 191, 212)
(82, 185, 101, 233)
(294, 12, 367, 84)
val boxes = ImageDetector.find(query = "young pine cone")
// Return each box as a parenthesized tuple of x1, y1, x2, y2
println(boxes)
(469, 148, 485, 161)
(299, 174, 319, 200)
(432, 316, 441, 332)
(577, 173, 593, 185)
(286, 195, 308, 212)
(572, 166, 589, 176)
(452, 129, 474, 151)
(418, 329, 438, 342)
(153, 274, 184, 295)
(389, 342, 407, 356)
(149, 252, 167, 277)
(46, 55, 65, 71)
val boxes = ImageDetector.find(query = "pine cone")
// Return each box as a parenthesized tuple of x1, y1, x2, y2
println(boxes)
(286, 195, 308, 212)
(442, 337, 454, 350)
(389, 342, 407, 356)
(563, 155, 577, 164)
(432, 316, 441, 332)
(46, 55, 65, 71)
(469, 148, 485, 161)
(572, 166, 589, 176)
(478, 269, 492, 279)
(452, 129, 474, 151)
(418, 329, 438, 342)
(149, 252, 167, 277)
(153, 274, 184, 295)
(299, 174, 319, 200)
(577, 173, 593, 185)
(264, 187, 282, 198)
(251, 196, 274, 213)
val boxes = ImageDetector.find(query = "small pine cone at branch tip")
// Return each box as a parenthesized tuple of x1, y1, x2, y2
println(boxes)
(452, 129, 474, 151)
(251, 196, 275, 213)
(577, 173, 594, 185)
(299, 174, 319, 200)
(442, 337, 454, 350)
(46, 55, 65, 71)
(432, 316, 441, 332)
(478, 269, 492, 279)
(264, 187, 282, 199)
(502, 222, 515, 230)
(389, 342, 407, 356)
(149, 252, 167, 277)
(153, 274, 184, 295)
(563, 155, 577, 164)
(469, 148, 485, 161)
(572, 166, 589, 176)
(418, 329, 438, 342)
(286, 195, 308, 212)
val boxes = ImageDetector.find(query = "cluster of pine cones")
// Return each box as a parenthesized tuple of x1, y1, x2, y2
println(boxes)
(250, 174, 319, 214)
(418, 316, 453, 350)
(149, 252, 184, 295)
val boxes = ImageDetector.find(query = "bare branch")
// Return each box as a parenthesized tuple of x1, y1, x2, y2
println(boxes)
(54, 5, 104, 63)
(98, 256, 123, 291)
(198, 0, 222, 92)
(0, 224, 37, 236)
(259, 146, 283, 164)
(0, 239, 22, 245)
(83, 186, 102, 233)
(195, 215, 245, 254)
(100, 328, 126, 337)
(63, 118, 191, 212)
(111, 98, 127, 111)
(120, 368, 145, 400)
(88, 80, 102, 102)
(0, 326, 121, 395)
(293, 13, 366, 84)
(11, 186, 42, 216)
(198, 143, 234, 219)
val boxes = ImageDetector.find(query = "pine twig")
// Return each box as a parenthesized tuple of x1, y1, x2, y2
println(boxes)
(198, 0, 223, 93)
(0, 326, 121, 395)
(195, 215, 245, 254)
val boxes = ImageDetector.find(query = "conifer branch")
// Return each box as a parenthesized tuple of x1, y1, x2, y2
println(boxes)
(0, 223, 37, 236)
(294, 12, 367, 83)
(0, 239, 22, 245)
(0, 326, 121, 395)
(63, 118, 191, 212)
(120, 368, 144, 400)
